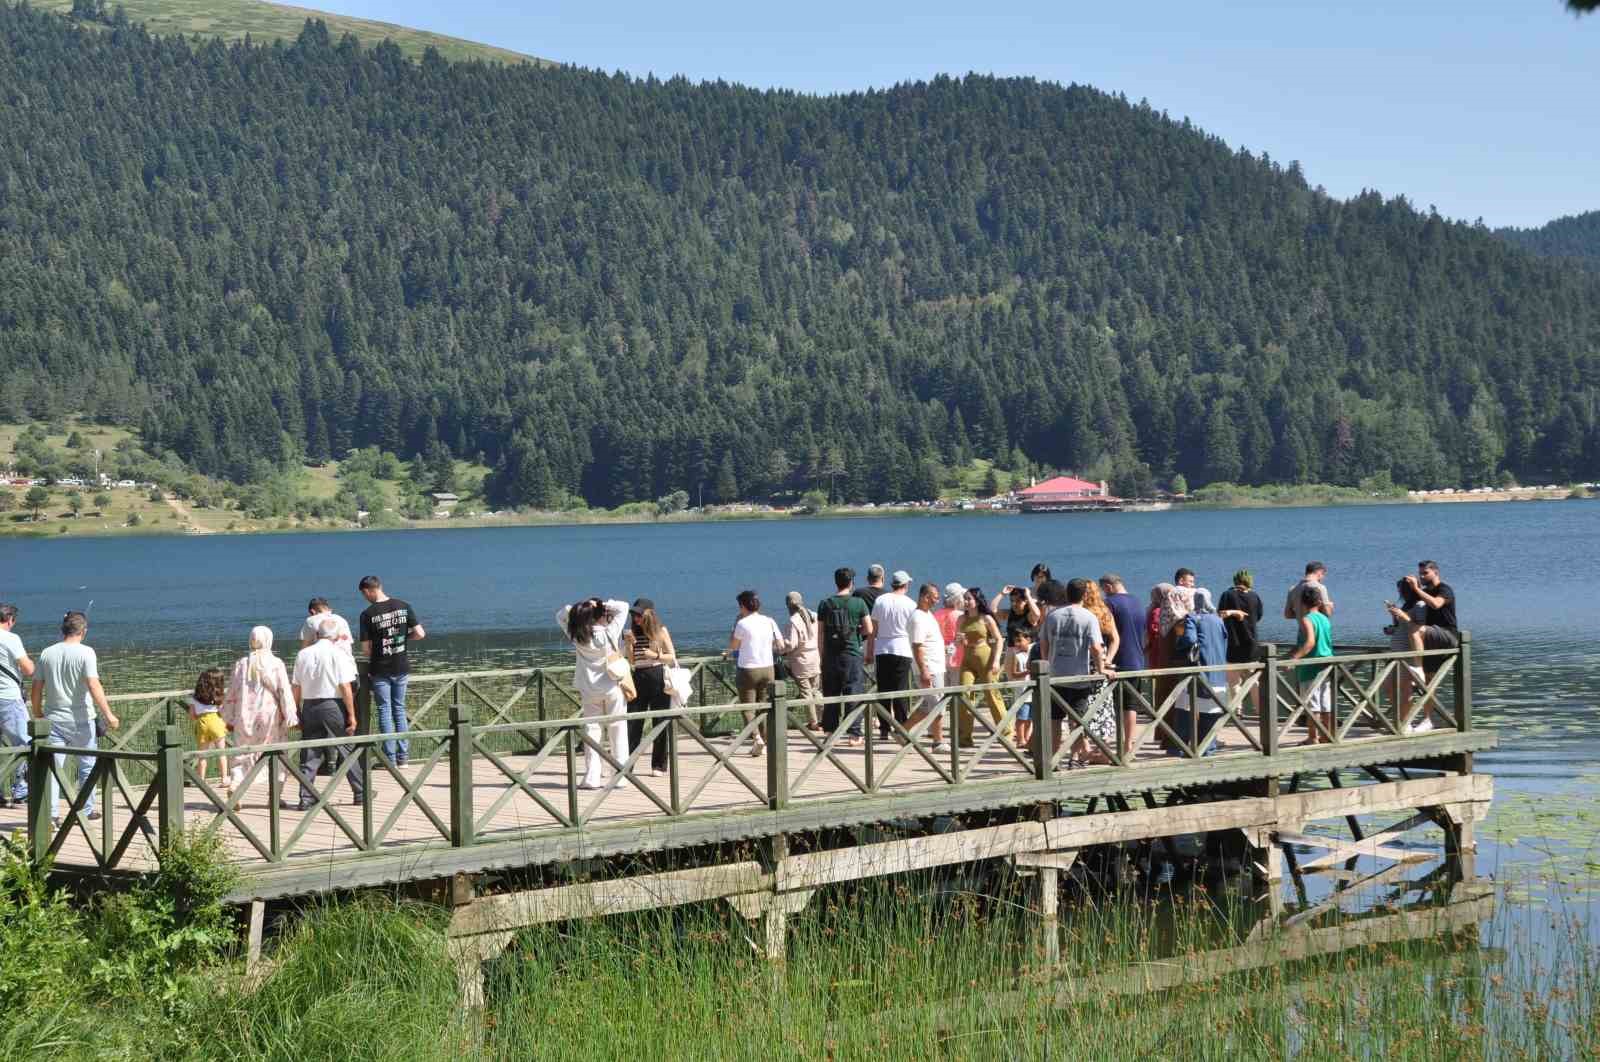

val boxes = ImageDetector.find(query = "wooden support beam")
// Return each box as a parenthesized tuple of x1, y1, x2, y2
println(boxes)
(725, 889, 815, 962)
(245, 899, 265, 973)
(449, 861, 769, 938)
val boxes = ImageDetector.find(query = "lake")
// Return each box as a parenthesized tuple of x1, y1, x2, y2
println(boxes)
(2, 501, 1598, 895)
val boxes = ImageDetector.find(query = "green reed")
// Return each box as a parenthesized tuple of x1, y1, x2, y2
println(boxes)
(0, 864, 1594, 1061)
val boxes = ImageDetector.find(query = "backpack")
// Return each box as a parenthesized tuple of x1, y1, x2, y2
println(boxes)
(818, 596, 856, 654)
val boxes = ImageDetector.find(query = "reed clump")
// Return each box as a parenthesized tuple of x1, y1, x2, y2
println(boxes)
(0, 846, 1593, 1060)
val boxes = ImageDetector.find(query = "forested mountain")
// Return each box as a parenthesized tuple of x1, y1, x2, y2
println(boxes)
(1496, 211, 1600, 272)
(2, 4, 1597, 509)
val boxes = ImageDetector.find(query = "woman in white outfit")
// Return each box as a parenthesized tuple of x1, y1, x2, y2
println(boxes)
(556, 597, 632, 789)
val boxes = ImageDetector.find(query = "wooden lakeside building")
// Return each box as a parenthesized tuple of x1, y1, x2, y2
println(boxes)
(1014, 475, 1125, 512)
(5, 637, 1493, 1003)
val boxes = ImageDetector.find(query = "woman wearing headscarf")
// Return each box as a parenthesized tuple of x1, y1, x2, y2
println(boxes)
(778, 591, 823, 732)
(221, 625, 297, 791)
(1153, 584, 1195, 750)
(1173, 588, 1230, 755)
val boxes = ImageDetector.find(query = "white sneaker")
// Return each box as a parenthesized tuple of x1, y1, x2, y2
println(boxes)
(931, 741, 949, 753)
(1405, 718, 1435, 735)
(578, 779, 604, 790)
(749, 739, 765, 758)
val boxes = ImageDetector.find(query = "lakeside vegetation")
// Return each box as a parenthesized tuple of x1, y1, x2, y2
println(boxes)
(0, 834, 1592, 1060)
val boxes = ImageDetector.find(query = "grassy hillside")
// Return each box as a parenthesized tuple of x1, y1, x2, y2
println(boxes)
(43, 0, 540, 64)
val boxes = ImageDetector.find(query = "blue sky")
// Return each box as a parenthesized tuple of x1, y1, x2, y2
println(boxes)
(319, 0, 1595, 228)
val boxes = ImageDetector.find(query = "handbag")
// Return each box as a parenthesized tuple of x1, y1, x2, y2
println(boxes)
(602, 630, 637, 700)
(770, 617, 789, 682)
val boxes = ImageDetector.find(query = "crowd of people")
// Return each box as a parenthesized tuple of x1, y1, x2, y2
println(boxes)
(0, 575, 423, 822)
(555, 559, 1461, 790)
(0, 559, 1461, 817)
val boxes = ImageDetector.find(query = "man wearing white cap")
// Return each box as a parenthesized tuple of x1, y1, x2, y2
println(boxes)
(867, 570, 917, 741)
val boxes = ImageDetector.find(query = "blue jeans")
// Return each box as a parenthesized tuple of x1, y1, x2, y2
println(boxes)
(370, 673, 410, 762)
(0, 699, 29, 800)
(47, 718, 96, 819)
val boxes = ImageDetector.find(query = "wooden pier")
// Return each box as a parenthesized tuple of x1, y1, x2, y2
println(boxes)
(6, 636, 1494, 1001)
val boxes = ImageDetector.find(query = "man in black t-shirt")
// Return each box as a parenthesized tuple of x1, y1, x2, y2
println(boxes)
(1406, 559, 1459, 657)
(357, 574, 426, 766)
(854, 564, 887, 611)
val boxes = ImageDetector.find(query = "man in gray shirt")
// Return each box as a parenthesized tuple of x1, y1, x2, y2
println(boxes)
(0, 604, 36, 806)
(30, 611, 120, 821)
(1037, 579, 1109, 753)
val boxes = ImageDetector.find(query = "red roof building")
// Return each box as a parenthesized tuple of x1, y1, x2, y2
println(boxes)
(1015, 476, 1122, 512)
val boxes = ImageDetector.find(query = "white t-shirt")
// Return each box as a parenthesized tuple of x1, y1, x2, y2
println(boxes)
(908, 609, 946, 683)
(37, 641, 98, 724)
(299, 612, 355, 658)
(870, 592, 917, 658)
(732, 613, 783, 670)
(0, 629, 26, 703)
(292, 639, 358, 702)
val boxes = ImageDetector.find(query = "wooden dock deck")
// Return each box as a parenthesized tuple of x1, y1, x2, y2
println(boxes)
(6, 637, 1495, 1000)
(13, 638, 1491, 897)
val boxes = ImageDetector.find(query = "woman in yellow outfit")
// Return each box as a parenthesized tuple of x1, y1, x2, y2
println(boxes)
(957, 587, 1010, 745)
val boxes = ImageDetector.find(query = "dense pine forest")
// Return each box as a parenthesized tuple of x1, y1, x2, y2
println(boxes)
(1497, 211, 1600, 273)
(2, 4, 1597, 509)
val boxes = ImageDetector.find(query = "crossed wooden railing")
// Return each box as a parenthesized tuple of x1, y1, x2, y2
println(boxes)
(18, 634, 1473, 872)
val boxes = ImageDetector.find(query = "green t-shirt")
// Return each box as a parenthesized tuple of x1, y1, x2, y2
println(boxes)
(1296, 612, 1333, 685)
(815, 594, 870, 657)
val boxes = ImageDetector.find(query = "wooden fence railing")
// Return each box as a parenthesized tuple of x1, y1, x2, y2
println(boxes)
(22, 634, 1474, 872)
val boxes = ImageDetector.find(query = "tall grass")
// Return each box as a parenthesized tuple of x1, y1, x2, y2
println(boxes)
(0, 845, 1594, 1060)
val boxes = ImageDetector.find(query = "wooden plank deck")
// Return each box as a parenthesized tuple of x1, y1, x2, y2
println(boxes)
(18, 717, 1496, 898)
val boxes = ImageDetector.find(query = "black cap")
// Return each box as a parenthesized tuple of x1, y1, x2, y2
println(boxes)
(630, 597, 655, 614)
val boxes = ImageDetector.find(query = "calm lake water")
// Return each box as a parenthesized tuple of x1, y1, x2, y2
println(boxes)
(2, 501, 1597, 895)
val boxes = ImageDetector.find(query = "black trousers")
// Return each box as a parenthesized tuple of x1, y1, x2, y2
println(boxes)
(820, 652, 867, 734)
(875, 653, 914, 737)
(627, 666, 671, 771)
(297, 698, 367, 805)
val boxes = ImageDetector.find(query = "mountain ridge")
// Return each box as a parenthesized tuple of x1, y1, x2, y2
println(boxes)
(42, 0, 541, 65)
(1, 3, 1597, 510)
(1496, 210, 1600, 272)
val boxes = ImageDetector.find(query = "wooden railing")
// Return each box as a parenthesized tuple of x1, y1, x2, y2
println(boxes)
(22, 634, 1475, 872)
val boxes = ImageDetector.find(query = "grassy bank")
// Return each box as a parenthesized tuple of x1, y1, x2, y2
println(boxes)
(1, 836, 1593, 1060)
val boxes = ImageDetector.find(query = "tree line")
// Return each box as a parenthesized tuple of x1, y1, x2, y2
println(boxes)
(1, 5, 1597, 509)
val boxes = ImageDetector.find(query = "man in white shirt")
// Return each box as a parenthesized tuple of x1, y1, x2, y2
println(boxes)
(299, 597, 355, 656)
(867, 570, 918, 741)
(0, 604, 35, 806)
(725, 590, 785, 757)
(906, 582, 950, 752)
(290, 615, 365, 811)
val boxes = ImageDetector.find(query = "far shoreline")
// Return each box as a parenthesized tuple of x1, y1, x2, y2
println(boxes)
(1, 485, 1585, 542)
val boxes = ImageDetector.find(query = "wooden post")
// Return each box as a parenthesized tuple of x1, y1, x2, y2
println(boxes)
(1260, 644, 1279, 759)
(449, 702, 474, 847)
(246, 899, 266, 973)
(156, 724, 185, 848)
(355, 660, 371, 736)
(766, 681, 787, 811)
(1035, 866, 1060, 964)
(1453, 630, 1472, 734)
(1031, 660, 1052, 782)
(26, 718, 52, 863)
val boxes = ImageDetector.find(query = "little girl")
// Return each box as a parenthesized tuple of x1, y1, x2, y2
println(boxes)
(190, 667, 231, 791)
(1008, 628, 1035, 748)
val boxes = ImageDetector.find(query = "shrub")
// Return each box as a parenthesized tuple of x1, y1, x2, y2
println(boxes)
(90, 828, 239, 1004)
(0, 841, 86, 1012)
